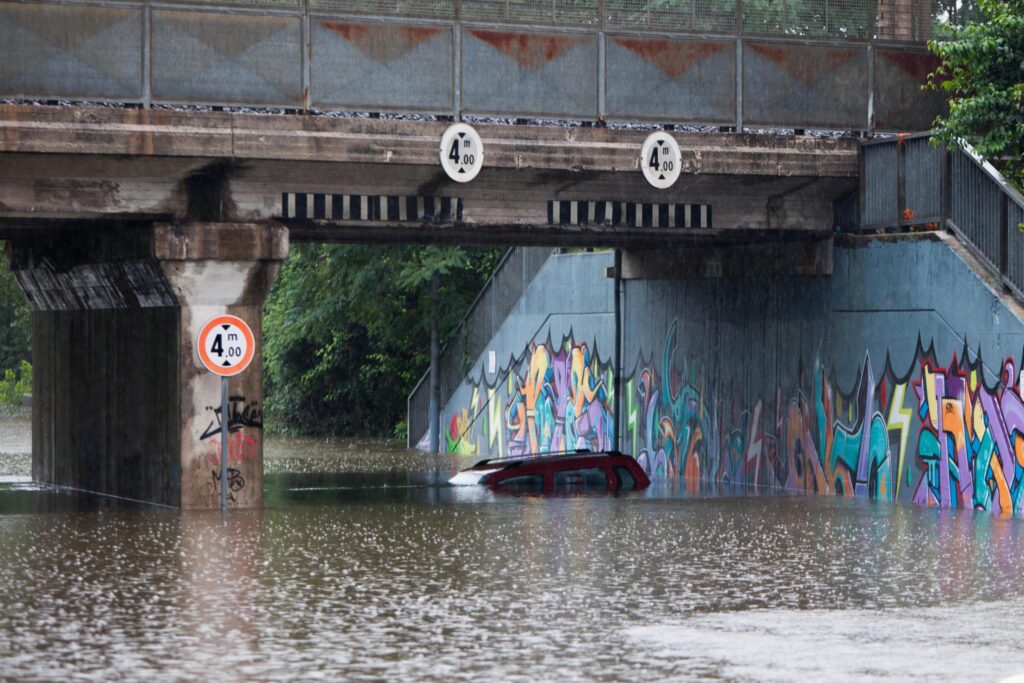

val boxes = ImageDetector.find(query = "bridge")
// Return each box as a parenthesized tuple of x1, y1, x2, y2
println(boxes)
(0, 0, 965, 509)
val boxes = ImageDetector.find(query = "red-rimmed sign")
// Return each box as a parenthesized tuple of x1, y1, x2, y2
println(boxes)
(197, 315, 255, 377)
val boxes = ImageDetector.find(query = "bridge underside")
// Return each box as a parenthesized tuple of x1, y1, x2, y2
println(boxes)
(0, 104, 858, 507)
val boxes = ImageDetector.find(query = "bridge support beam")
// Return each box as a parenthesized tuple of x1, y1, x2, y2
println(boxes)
(9, 222, 287, 508)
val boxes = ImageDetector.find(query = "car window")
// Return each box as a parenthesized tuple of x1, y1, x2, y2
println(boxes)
(494, 474, 544, 492)
(613, 466, 636, 490)
(552, 467, 607, 490)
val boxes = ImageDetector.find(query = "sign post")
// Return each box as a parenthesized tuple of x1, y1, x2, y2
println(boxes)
(197, 314, 256, 511)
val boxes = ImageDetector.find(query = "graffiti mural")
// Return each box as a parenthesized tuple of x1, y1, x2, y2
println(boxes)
(442, 317, 1024, 518)
(621, 320, 1024, 518)
(446, 333, 614, 458)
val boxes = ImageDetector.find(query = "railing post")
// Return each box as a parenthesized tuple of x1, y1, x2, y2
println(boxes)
(301, 0, 311, 112)
(735, 0, 744, 131)
(142, 2, 152, 108)
(857, 143, 866, 229)
(1000, 191, 1010, 281)
(428, 272, 442, 454)
(940, 141, 951, 231)
(897, 137, 907, 228)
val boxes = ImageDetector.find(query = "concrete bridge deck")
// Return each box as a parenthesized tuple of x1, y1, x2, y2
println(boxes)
(0, 104, 857, 243)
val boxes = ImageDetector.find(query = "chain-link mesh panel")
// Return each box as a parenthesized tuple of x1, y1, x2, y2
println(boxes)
(605, 0, 736, 33)
(743, 0, 867, 36)
(159, 0, 301, 7)
(309, 0, 454, 19)
(875, 0, 936, 41)
(461, 0, 598, 26)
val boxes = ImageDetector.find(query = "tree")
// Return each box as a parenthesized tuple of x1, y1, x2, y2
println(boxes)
(0, 259, 30, 374)
(929, 0, 1024, 188)
(262, 244, 502, 437)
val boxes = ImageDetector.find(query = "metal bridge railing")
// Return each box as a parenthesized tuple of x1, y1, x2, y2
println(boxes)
(0, 0, 950, 132)
(406, 246, 552, 447)
(860, 134, 1024, 301)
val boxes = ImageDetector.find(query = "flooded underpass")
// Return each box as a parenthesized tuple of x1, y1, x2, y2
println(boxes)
(3, 411, 1024, 681)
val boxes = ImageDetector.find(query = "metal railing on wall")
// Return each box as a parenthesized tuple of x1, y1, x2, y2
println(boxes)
(860, 134, 1024, 301)
(406, 246, 552, 447)
(0, 0, 949, 131)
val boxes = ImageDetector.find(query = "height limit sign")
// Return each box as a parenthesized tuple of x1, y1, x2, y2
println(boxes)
(640, 132, 682, 189)
(440, 123, 483, 183)
(198, 315, 255, 377)
(198, 314, 255, 511)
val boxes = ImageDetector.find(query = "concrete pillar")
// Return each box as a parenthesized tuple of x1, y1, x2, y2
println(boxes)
(9, 222, 287, 508)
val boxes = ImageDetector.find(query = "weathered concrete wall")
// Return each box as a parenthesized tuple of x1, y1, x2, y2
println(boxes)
(445, 230, 1024, 517)
(32, 307, 182, 506)
(439, 250, 615, 457)
(10, 222, 286, 508)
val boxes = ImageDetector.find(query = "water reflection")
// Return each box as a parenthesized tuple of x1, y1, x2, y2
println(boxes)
(3, 430, 1024, 680)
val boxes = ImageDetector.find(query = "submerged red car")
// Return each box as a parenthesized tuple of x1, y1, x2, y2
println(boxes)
(449, 450, 650, 493)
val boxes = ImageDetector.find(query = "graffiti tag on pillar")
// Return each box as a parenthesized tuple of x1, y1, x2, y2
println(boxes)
(199, 395, 264, 440)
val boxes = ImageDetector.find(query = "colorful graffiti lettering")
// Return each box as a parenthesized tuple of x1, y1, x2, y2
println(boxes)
(447, 334, 614, 457)
(442, 317, 1024, 518)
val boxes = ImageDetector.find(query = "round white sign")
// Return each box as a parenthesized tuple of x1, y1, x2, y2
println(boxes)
(439, 123, 484, 183)
(197, 315, 255, 377)
(640, 132, 682, 189)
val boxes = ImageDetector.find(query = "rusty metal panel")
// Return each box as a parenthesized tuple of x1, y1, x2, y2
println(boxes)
(0, 2, 142, 101)
(743, 41, 867, 129)
(311, 20, 453, 112)
(872, 48, 945, 132)
(310, 0, 453, 19)
(151, 9, 302, 106)
(606, 0, 736, 33)
(461, 28, 598, 118)
(462, 0, 599, 26)
(605, 36, 735, 123)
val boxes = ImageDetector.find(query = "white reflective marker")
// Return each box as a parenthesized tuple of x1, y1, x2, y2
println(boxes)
(640, 132, 682, 189)
(439, 123, 484, 183)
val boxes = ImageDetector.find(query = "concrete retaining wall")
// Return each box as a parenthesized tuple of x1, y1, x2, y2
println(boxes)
(438, 250, 615, 457)
(445, 231, 1024, 517)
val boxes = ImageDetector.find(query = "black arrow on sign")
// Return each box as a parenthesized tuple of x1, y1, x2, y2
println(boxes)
(657, 139, 664, 146)
(458, 167, 465, 173)
(458, 132, 466, 138)
(659, 174, 666, 180)
(222, 360, 230, 366)
(221, 324, 230, 330)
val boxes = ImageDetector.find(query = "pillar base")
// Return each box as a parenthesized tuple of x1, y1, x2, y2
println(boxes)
(11, 222, 287, 508)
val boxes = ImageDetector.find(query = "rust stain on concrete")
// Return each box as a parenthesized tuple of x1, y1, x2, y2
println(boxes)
(613, 38, 726, 80)
(469, 29, 585, 70)
(323, 21, 444, 64)
(747, 43, 860, 86)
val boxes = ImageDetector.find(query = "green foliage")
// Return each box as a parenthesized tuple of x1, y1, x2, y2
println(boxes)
(929, 0, 1024, 188)
(0, 360, 31, 406)
(0, 262, 30, 374)
(263, 244, 503, 436)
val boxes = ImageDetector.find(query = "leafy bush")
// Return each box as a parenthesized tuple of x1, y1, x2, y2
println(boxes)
(262, 244, 502, 437)
(0, 360, 32, 405)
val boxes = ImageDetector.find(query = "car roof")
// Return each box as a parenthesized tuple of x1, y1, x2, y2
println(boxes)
(467, 450, 634, 471)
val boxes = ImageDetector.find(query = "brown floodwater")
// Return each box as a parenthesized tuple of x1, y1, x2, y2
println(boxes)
(2, 415, 1024, 681)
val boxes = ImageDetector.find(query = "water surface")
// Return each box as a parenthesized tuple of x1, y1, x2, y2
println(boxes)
(2, 419, 1024, 681)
